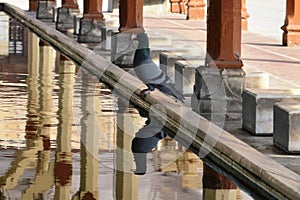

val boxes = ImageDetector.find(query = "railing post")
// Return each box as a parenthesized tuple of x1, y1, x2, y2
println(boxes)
(78, 0, 105, 43)
(186, 0, 206, 20)
(56, 0, 80, 32)
(281, 0, 300, 46)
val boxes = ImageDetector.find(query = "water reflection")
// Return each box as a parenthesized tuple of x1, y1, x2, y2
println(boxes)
(0, 16, 253, 199)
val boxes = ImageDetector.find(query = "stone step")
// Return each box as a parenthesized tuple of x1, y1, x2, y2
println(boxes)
(273, 101, 300, 153)
(242, 88, 300, 135)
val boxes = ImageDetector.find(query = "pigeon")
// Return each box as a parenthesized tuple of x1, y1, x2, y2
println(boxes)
(131, 32, 184, 175)
(133, 32, 185, 102)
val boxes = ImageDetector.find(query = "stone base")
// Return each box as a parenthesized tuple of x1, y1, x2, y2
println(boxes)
(37, 1, 56, 21)
(273, 102, 300, 153)
(186, 7, 205, 20)
(192, 66, 245, 121)
(283, 30, 300, 46)
(245, 71, 269, 89)
(170, 1, 181, 13)
(111, 32, 137, 67)
(101, 26, 118, 50)
(56, 7, 80, 32)
(77, 18, 105, 43)
(242, 88, 300, 135)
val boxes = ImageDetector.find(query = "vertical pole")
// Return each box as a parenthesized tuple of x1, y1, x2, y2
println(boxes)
(282, 0, 300, 46)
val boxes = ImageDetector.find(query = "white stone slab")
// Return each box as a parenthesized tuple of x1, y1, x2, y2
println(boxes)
(242, 88, 300, 135)
(273, 102, 300, 153)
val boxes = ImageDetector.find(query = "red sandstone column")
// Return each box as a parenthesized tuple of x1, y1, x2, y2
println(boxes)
(186, 0, 206, 20)
(241, 0, 249, 31)
(206, 0, 243, 69)
(170, 0, 181, 13)
(83, 0, 104, 22)
(29, 0, 38, 11)
(281, 0, 300, 46)
(119, 0, 144, 32)
(62, 0, 79, 9)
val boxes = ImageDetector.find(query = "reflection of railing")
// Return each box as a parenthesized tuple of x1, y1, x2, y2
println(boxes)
(2, 3, 300, 200)
(9, 18, 24, 55)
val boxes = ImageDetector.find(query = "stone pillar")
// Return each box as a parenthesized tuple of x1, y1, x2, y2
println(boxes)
(78, 0, 105, 43)
(54, 55, 75, 200)
(29, 0, 39, 11)
(37, 0, 57, 21)
(170, 0, 181, 13)
(56, 0, 80, 32)
(241, 0, 249, 31)
(119, 0, 144, 33)
(281, 0, 300, 46)
(203, 165, 237, 199)
(186, 0, 206, 20)
(192, 0, 244, 120)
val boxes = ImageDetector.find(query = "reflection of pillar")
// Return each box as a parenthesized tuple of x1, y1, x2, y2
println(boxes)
(0, 12, 9, 56)
(115, 99, 140, 200)
(29, 0, 39, 11)
(78, 0, 105, 43)
(281, 0, 300, 46)
(54, 55, 76, 200)
(241, 0, 249, 31)
(73, 72, 99, 199)
(119, 0, 144, 32)
(26, 32, 40, 139)
(186, 0, 206, 20)
(56, 0, 80, 32)
(38, 40, 56, 145)
(192, 0, 245, 119)
(202, 165, 237, 199)
(37, 0, 57, 21)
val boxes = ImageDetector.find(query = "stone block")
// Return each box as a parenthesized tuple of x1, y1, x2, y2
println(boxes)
(159, 52, 202, 80)
(110, 32, 136, 67)
(37, 1, 56, 21)
(242, 88, 300, 135)
(56, 7, 80, 32)
(192, 66, 244, 120)
(245, 71, 269, 89)
(77, 18, 105, 43)
(175, 60, 204, 96)
(273, 102, 300, 153)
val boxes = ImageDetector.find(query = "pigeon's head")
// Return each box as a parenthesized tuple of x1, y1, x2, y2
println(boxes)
(134, 32, 149, 49)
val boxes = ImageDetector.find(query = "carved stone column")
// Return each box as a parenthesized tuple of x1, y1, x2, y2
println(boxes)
(78, 0, 105, 43)
(29, 0, 39, 11)
(37, 0, 56, 21)
(241, 0, 249, 30)
(186, 0, 206, 20)
(281, 0, 300, 46)
(56, 0, 80, 32)
(170, 0, 181, 13)
(119, 0, 144, 33)
(192, 0, 245, 120)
